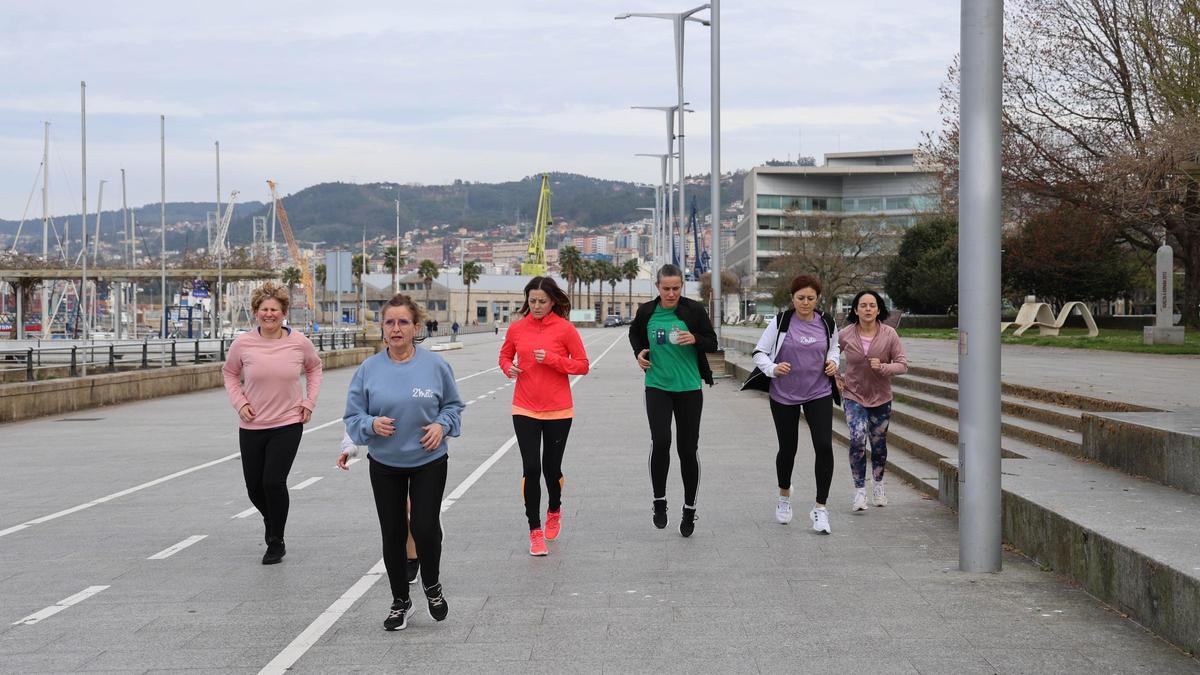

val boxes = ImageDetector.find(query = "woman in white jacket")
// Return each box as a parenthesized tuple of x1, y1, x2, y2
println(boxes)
(751, 275, 840, 533)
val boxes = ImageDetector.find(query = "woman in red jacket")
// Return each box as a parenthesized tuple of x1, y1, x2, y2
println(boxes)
(498, 276, 590, 556)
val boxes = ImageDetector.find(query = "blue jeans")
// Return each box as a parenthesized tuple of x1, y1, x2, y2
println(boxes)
(843, 399, 892, 489)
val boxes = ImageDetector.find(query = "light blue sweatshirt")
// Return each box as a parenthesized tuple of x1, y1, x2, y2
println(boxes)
(343, 348, 464, 469)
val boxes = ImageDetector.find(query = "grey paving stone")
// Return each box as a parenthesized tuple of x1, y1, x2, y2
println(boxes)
(977, 647, 1096, 674)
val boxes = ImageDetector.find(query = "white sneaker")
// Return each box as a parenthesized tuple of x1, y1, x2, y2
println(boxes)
(872, 482, 888, 507)
(810, 507, 831, 534)
(852, 487, 868, 512)
(776, 496, 793, 524)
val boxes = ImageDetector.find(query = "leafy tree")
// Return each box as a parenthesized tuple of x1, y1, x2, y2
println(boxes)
(884, 216, 958, 314)
(462, 260, 483, 323)
(383, 245, 405, 292)
(281, 266, 302, 320)
(622, 258, 641, 317)
(578, 260, 596, 312)
(1003, 205, 1136, 306)
(418, 259, 440, 315)
(603, 262, 621, 316)
(559, 245, 582, 306)
(315, 263, 327, 323)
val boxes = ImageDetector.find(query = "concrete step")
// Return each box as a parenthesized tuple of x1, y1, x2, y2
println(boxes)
(889, 401, 1039, 459)
(894, 372, 1085, 429)
(891, 386, 1083, 457)
(906, 365, 1160, 413)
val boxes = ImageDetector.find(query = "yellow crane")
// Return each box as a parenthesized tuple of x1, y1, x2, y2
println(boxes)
(521, 174, 552, 276)
(266, 180, 315, 315)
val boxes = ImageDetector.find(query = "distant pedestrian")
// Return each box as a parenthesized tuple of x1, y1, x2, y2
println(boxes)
(752, 274, 840, 534)
(837, 290, 907, 511)
(499, 277, 590, 556)
(451, 321, 460, 338)
(628, 263, 718, 537)
(494, 319, 500, 335)
(341, 294, 464, 631)
(222, 281, 323, 564)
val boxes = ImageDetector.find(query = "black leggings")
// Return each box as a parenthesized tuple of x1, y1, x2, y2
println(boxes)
(513, 415, 573, 530)
(238, 423, 303, 541)
(645, 387, 703, 508)
(370, 455, 448, 602)
(770, 395, 834, 504)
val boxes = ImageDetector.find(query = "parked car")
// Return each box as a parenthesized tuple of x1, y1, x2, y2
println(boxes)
(603, 314, 622, 327)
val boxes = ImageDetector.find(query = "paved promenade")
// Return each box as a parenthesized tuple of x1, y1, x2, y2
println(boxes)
(723, 326, 1200, 411)
(1, 328, 1196, 673)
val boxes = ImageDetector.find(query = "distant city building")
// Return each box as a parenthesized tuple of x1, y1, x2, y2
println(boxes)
(728, 149, 941, 290)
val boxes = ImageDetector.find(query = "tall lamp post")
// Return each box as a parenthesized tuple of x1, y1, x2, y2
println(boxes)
(618, 5, 710, 278)
(635, 152, 672, 271)
(709, 0, 722, 338)
(632, 106, 688, 267)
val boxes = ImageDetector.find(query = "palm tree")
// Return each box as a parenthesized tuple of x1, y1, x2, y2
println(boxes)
(383, 245, 404, 292)
(604, 262, 621, 318)
(559, 245, 582, 306)
(462, 260, 483, 324)
(418, 259, 439, 318)
(281, 266, 302, 323)
(579, 260, 595, 315)
(622, 258, 640, 319)
(315, 263, 327, 324)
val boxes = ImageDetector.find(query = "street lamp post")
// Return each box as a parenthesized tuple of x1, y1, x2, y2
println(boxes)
(618, 5, 710, 278)
(709, 0, 722, 338)
(632, 106, 688, 267)
(635, 152, 673, 272)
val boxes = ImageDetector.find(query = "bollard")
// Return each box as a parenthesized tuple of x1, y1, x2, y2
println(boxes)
(26, 348, 34, 382)
(171, 340, 177, 367)
(220, 338, 226, 361)
(109, 345, 116, 372)
(194, 340, 201, 364)
(70, 346, 78, 377)
(142, 341, 149, 369)
(317, 334, 324, 352)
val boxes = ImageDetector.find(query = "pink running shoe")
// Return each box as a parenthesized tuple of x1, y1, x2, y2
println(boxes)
(545, 510, 562, 540)
(529, 529, 548, 556)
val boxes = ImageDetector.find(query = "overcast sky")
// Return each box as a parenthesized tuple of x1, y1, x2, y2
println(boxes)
(1, 1, 960, 220)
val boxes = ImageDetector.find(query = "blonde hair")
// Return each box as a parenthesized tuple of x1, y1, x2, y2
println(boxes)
(251, 281, 291, 314)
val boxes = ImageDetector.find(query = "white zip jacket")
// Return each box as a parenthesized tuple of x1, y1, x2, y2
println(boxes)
(751, 311, 840, 378)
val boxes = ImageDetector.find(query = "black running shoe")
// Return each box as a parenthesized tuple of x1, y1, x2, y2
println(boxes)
(406, 558, 420, 585)
(262, 538, 285, 565)
(384, 597, 412, 631)
(679, 508, 697, 538)
(424, 583, 448, 622)
(652, 499, 668, 529)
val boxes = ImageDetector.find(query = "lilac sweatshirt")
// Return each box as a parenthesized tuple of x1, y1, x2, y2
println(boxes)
(222, 327, 324, 429)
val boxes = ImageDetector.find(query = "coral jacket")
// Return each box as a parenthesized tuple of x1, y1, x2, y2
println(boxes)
(499, 312, 590, 412)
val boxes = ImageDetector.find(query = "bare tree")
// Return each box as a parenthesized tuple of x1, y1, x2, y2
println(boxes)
(766, 212, 897, 310)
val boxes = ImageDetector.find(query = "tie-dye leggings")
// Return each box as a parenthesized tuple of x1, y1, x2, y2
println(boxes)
(843, 399, 892, 488)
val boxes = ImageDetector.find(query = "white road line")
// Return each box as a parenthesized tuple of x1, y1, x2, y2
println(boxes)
(148, 535, 207, 560)
(258, 332, 626, 675)
(12, 585, 110, 626)
(231, 507, 258, 519)
(290, 477, 323, 491)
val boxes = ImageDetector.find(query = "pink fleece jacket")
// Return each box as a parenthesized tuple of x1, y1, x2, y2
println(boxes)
(837, 323, 908, 407)
(222, 328, 323, 429)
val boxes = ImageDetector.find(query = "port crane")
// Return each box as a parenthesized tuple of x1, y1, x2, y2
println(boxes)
(687, 196, 709, 280)
(521, 174, 552, 276)
(266, 180, 315, 315)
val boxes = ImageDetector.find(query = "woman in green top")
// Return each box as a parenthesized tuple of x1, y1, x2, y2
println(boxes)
(628, 264, 719, 537)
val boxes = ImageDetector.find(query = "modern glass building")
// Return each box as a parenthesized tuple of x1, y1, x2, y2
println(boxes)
(728, 149, 941, 311)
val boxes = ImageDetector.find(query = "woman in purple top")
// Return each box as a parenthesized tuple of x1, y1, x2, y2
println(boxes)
(751, 275, 840, 534)
(837, 290, 908, 512)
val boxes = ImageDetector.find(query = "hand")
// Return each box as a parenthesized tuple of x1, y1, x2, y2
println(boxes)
(824, 360, 838, 377)
(533, 349, 547, 363)
(419, 423, 446, 451)
(637, 349, 652, 371)
(373, 416, 396, 437)
(298, 407, 312, 424)
(336, 452, 351, 471)
(238, 404, 256, 423)
(674, 330, 696, 346)
(869, 358, 882, 371)
(507, 364, 523, 378)
(774, 361, 792, 376)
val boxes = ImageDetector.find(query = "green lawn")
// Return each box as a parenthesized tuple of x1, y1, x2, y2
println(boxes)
(896, 327, 1200, 355)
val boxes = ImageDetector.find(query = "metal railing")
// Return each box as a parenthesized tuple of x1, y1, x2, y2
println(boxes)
(0, 331, 367, 383)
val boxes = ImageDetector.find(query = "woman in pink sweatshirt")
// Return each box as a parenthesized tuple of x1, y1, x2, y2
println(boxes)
(222, 282, 323, 564)
(837, 290, 907, 512)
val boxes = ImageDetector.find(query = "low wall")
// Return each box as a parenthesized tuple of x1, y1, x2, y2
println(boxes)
(1081, 411, 1200, 497)
(0, 347, 374, 424)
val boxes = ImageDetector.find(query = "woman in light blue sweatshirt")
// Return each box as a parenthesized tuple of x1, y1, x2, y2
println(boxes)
(339, 294, 464, 632)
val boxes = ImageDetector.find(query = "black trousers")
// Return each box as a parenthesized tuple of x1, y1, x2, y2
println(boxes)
(645, 387, 703, 507)
(238, 423, 303, 541)
(369, 455, 448, 601)
(770, 395, 834, 504)
(513, 415, 573, 530)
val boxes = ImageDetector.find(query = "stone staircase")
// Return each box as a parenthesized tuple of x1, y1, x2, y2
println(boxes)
(720, 340, 1200, 656)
